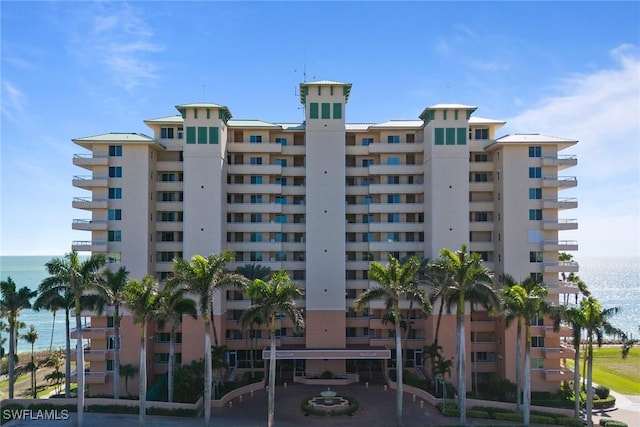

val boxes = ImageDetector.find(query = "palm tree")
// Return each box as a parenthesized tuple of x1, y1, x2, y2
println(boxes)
(240, 270, 304, 427)
(120, 363, 138, 396)
(236, 263, 272, 281)
(155, 285, 197, 403)
(43, 350, 65, 395)
(355, 255, 429, 427)
(39, 251, 106, 426)
(437, 245, 497, 426)
(0, 276, 37, 399)
(563, 305, 586, 418)
(125, 275, 161, 427)
(581, 297, 624, 427)
(22, 324, 39, 398)
(167, 252, 246, 427)
(502, 277, 551, 426)
(500, 274, 523, 414)
(33, 287, 75, 397)
(422, 260, 452, 348)
(239, 308, 264, 379)
(99, 266, 129, 399)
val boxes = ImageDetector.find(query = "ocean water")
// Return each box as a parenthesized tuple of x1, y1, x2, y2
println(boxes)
(0, 255, 638, 351)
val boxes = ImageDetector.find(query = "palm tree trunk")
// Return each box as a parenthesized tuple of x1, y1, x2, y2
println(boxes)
(210, 311, 219, 347)
(75, 306, 85, 427)
(434, 297, 445, 347)
(31, 342, 36, 398)
(204, 318, 213, 427)
(114, 306, 121, 399)
(515, 319, 522, 413)
(394, 306, 403, 427)
(586, 335, 594, 427)
(523, 324, 531, 426)
(49, 310, 56, 352)
(168, 328, 175, 403)
(573, 341, 581, 418)
(139, 323, 147, 427)
(65, 308, 71, 398)
(8, 319, 15, 399)
(268, 315, 276, 427)
(456, 300, 467, 426)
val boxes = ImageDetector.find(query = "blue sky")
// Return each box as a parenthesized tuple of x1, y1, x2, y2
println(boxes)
(1, 1, 639, 258)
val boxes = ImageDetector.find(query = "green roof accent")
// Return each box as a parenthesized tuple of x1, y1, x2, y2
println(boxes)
(299, 80, 352, 104)
(175, 103, 232, 124)
(419, 104, 477, 124)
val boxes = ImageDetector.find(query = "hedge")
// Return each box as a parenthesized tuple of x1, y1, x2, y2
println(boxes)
(494, 412, 524, 422)
(466, 409, 491, 419)
(593, 395, 616, 410)
(599, 420, 628, 427)
(555, 417, 587, 426)
(531, 414, 557, 424)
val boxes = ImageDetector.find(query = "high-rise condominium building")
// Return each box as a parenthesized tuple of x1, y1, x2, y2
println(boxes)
(71, 80, 578, 397)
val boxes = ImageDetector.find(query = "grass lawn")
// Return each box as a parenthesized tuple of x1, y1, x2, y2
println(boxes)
(566, 345, 640, 395)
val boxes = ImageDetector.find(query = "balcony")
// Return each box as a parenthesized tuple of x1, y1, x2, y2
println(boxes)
(156, 161, 184, 171)
(72, 240, 107, 252)
(227, 164, 282, 175)
(543, 219, 578, 231)
(543, 240, 578, 251)
(545, 281, 580, 295)
(227, 203, 282, 214)
(72, 175, 108, 188)
(71, 370, 107, 384)
(72, 219, 107, 231)
(368, 184, 423, 194)
(70, 348, 108, 362)
(226, 184, 282, 194)
(545, 324, 573, 337)
(70, 327, 108, 340)
(544, 345, 575, 360)
(227, 142, 282, 153)
(543, 197, 578, 210)
(368, 203, 424, 214)
(543, 176, 577, 188)
(543, 368, 573, 382)
(72, 197, 108, 210)
(543, 261, 579, 273)
(469, 182, 494, 192)
(369, 165, 423, 175)
(543, 155, 577, 169)
(73, 154, 108, 169)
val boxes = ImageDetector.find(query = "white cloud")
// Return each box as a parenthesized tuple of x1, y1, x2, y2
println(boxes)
(69, 3, 163, 90)
(1, 81, 27, 122)
(505, 44, 640, 257)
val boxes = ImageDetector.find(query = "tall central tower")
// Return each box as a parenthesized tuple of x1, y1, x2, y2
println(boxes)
(300, 81, 351, 370)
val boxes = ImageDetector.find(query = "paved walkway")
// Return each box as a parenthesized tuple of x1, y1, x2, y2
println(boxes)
(5, 383, 640, 426)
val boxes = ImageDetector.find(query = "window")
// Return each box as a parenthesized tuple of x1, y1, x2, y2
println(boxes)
(108, 230, 122, 242)
(529, 167, 542, 178)
(275, 137, 287, 145)
(362, 138, 373, 146)
(250, 176, 262, 184)
(364, 196, 372, 205)
(333, 103, 342, 119)
(107, 360, 114, 371)
(531, 336, 545, 348)
(249, 135, 262, 143)
(387, 194, 400, 204)
(321, 103, 330, 119)
(250, 213, 262, 223)
(275, 196, 287, 205)
(250, 194, 262, 204)
(309, 103, 319, 119)
(275, 214, 287, 224)
(529, 251, 543, 263)
(275, 177, 287, 186)
(107, 316, 114, 328)
(363, 214, 374, 224)
(186, 127, 196, 144)
(250, 252, 263, 262)
(275, 158, 287, 166)
(386, 232, 399, 242)
(106, 252, 121, 263)
(387, 213, 400, 223)
(250, 232, 262, 242)
(109, 145, 122, 156)
(474, 153, 488, 162)
(387, 135, 400, 144)
(362, 159, 374, 167)
(530, 272, 543, 282)
(529, 188, 542, 199)
(406, 134, 415, 143)
(178, 127, 184, 139)
(474, 173, 489, 182)
(472, 352, 496, 362)
(531, 316, 544, 326)
(108, 188, 122, 199)
(435, 128, 445, 145)
(108, 167, 122, 178)
(529, 146, 542, 158)
(529, 209, 542, 220)
(474, 128, 489, 140)
(532, 358, 544, 370)
(160, 128, 174, 139)
(387, 176, 400, 184)
(250, 157, 263, 165)
(387, 157, 400, 165)
(108, 209, 122, 221)
(275, 233, 288, 243)
(362, 233, 374, 242)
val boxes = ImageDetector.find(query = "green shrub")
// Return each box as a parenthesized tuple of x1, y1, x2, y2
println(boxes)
(470, 406, 512, 415)
(87, 405, 138, 414)
(27, 403, 76, 412)
(595, 386, 610, 399)
(466, 409, 490, 419)
(436, 402, 460, 417)
(494, 412, 524, 422)
(592, 395, 616, 410)
(321, 370, 334, 379)
(555, 417, 587, 426)
(531, 414, 556, 424)
(599, 420, 628, 427)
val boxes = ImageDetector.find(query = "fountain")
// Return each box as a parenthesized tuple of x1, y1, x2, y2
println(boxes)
(306, 387, 351, 413)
